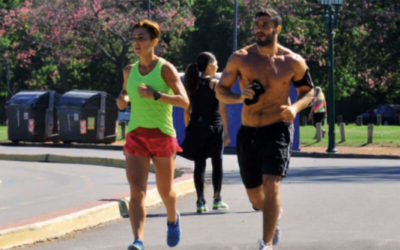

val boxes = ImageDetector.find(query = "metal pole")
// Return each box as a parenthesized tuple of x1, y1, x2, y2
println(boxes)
(233, 0, 238, 52)
(326, 6, 337, 153)
(147, 0, 151, 20)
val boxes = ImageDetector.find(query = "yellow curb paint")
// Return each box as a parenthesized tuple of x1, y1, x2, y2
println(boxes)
(0, 201, 124, 249)
(0, 176, 195, 249)
(173, 178, 196, 198)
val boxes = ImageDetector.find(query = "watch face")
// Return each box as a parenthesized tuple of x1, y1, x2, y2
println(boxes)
(154, 91, 161, 100)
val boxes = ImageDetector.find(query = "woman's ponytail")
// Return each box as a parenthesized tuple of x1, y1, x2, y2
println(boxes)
(184, 63, 200, 102)
(184, 52, 216, 102)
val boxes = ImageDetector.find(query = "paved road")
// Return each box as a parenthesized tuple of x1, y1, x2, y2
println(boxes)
(0, 160, 135, 226)
(20, 156, 400, 250)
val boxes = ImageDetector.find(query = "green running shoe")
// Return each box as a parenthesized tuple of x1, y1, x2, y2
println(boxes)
(212, 200, 229, 210)
(196, 201, 209, 213)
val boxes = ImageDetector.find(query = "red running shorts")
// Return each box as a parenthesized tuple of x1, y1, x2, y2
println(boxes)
(123, 127, 182, 157)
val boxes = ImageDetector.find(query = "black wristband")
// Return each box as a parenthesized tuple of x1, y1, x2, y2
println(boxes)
(153, 91, 161, 100)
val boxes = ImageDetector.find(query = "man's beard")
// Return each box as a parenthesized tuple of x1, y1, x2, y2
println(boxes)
(255, 31, 276, 47)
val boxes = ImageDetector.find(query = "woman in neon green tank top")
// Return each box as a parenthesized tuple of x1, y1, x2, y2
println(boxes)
(116, 19, 189, 250)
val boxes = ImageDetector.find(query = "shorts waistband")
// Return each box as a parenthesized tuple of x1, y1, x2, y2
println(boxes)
(241, 122, 289, 130)
(130, 127, 170, 137)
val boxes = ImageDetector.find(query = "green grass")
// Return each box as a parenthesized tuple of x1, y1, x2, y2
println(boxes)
(0, 125, 127, 142)
(116, 125, 127, 141)
(300, 124, 400, 147)
(0, 126, 7, 142)
(1, 124, 399, 147)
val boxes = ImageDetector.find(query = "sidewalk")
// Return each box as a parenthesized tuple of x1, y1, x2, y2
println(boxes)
(0, 145, 195, 249)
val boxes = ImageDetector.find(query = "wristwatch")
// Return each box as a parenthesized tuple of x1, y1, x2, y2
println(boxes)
(153, 91, 161, 100)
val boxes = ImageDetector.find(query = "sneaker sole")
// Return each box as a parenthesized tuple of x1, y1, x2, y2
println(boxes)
(197, 209, 208, 213)
(127, 244, 143, 250)
(212, 207, 228, 210)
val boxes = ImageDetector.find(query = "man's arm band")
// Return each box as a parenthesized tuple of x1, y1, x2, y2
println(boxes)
(293, 69, 314, 88)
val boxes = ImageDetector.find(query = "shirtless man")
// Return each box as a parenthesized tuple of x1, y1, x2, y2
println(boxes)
(216, 8, 314, 250)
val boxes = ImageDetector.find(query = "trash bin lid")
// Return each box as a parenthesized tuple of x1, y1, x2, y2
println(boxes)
(5, 91, 50, 107)
(58, 90, 105, 107)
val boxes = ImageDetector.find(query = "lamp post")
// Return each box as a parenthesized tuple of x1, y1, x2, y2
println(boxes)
(233, 0, 238, 52)
(147, 0, 151, 20)
(321, 0, 343, 153)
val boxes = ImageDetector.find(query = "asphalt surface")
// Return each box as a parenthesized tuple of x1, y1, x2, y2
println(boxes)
(0, 145, 193, 250)
(1, 146, 400, 249)
(0, 160, 134, 225)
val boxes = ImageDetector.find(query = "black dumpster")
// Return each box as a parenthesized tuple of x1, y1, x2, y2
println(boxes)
(57, 90, 118, 144)
(5, 90, 59, 143)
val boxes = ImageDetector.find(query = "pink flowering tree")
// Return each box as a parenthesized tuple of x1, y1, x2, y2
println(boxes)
(1, 0, 399, 109)
(0, 0, 194, 94)
(179, 0, 399, 121)
(182, 0, 327, 84)
(239, 0, 400, 105)
(336, 1, 400, 104)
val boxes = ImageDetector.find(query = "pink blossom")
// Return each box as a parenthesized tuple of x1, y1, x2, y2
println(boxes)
(367, 78, 374, 88)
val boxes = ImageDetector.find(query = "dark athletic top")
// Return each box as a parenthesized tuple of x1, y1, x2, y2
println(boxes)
(189, 78, 222, 126)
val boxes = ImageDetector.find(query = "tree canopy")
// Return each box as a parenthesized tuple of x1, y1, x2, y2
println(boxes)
(1, 0, 399, 122)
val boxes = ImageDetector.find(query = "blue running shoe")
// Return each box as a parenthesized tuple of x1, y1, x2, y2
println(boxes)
(127, 239, 144, 250)
(273, 226, 280, 245)
(167, 212, 181, 247)
(273, 208, 283, 245)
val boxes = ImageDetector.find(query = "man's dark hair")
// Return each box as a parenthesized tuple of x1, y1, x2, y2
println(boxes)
(255, 8, 282, 27)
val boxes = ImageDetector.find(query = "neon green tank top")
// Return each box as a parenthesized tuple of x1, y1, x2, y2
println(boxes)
(126, 58, 176, 137)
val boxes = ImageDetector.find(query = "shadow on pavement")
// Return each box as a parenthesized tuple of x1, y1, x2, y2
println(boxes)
(285, 166, 400, 183)
(146, 210, 256, 219)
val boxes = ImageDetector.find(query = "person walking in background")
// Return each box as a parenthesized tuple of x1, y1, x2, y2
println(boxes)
(216, 8, 314, 250)
(179, 52, 231, 213)
(308, 86, 327, 139)
(116, 19, 189, 250)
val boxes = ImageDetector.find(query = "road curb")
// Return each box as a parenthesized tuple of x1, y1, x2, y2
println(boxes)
(2, 143, 399, 160)
(0, 153, 124, 168)
(291, 151, 400, 159)
(0, 154, 194, 249)
(0, 153, 188, 177)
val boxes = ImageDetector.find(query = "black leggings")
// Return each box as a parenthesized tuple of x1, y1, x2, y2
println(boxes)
(194, 155, 223, 203)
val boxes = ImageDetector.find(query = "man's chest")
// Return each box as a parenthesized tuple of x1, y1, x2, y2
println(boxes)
(239, 57, 293, 84)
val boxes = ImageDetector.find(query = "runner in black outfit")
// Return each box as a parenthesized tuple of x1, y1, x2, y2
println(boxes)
(179, 52, 231, 213)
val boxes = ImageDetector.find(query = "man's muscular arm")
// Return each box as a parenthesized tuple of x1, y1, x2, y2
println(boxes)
(291, 57, 315, 113)
(280, 55, 314, 123)
(216, 52, 254, 104)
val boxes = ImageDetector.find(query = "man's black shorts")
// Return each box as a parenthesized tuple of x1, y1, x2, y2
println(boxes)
(236, 122, 293, 189)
